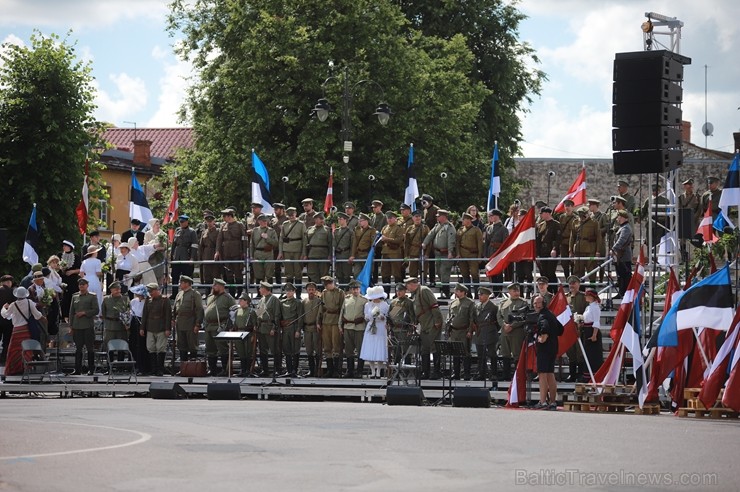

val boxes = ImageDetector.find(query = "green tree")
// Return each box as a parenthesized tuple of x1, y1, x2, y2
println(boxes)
(168, 0, 540, 216)
(0, 32, 104, 278)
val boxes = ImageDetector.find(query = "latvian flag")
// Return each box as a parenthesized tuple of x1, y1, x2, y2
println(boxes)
(23, 203, 40, 266)
(74, 159, 89, 236)
(251, 150, 274, 215)
(554, 165, 587, 213)
(550, 286, 579, 357)
(129, 169, 154, 224)
(698, 199, 718, 243)
(324, 167, 334, 214)
(507, 338, 536, 407)
(163, 172, 179, 242)
(485, 206, 535, 277)
(403, 143, 419, 211)
(721, 322, 740, 411)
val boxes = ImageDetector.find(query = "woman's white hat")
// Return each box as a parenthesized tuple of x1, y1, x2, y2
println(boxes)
(365, 286, 387, 300)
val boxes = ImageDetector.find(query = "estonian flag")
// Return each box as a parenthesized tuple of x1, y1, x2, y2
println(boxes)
(622, 321, 649, 408)
(23, 203, 39, 266)
(486, 142, 501, 212)
(129, 169, 154, 224)
(356, 232, 382, 295)
(657, 263, 734, 347)
(717, 152, 740, 230)
(251, 150, 274, 215)
(403, 143, 419, 211)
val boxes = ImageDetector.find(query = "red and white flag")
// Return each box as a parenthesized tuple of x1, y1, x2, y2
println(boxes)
(549, 286, 578, 357)
(163, 172, 179, 243)
(74, 159, 89, 236)
(507, 338, 536, 407)
(324, 167, 334, 214)
(698, 198, 719, 244)
(553, 166, 587, 213)
(722, 329, 740, 411)
(485, 207, 535, 277)
(699, 311, 740, 409)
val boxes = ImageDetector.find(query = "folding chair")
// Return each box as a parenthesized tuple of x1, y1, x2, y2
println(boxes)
(21, 339, 53, 384)
(106, 339, 138, 385)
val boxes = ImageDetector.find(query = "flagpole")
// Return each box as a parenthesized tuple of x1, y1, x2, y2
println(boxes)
(577, 337, 596, 384)
(691, 327, 711, 370)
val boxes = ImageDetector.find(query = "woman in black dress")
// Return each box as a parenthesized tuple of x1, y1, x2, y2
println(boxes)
(533, 295, 559, 410)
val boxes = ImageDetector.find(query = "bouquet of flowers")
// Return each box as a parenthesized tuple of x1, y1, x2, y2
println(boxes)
(40, 288, 56, 306)
(119, 309, 132, 328)
(369, 305, 381, 334)
(573, 313, 585, 325)
(154, 230, 168, 249)
(59, 259, 68, 270)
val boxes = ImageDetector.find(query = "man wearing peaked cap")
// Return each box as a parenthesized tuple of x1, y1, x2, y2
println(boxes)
(640, 180, 670, 245)
(215, 204, 247, 296)
(171, 209, 199, 296)
(571, 202, 602, 282)
(484, 207, 508, 295)
(588, 199, 609, 280)
(319, 271, 345, 377)
(302, 280, 322, 376)
(617, 179, 636, 214)
(69, 274, 99, 375)
(380, 209, 405, 294)
(59, 239, 82, 321)
(344, 202, 359, 231)
(679, 177, 701, 226)
(350, 213, 377, 278)
(536, 206, 560, 288)
(299, 198, 317, 228)
(456, 210, 483, 298)
(702, 176, 722, 223)
(101, 276, 131, 353)
(306, 209, 331, 286)
(333, 212, 353, 286)
(369, 200, 386, 287)
(339, 275, 367, 378)
(496, 281, 528, 381)
(279, 204, 307, 294)
(172, 271, 204, 362)
(404, 208, 430, 281)
(279, 280, 303, 377)
(420, 193, 440, 285)
(447, 282, 475, 379)
(398, 203, 414, 231)
(423, 204, 456, 298)
(202, 277, 237, 376)
(557, 198, 576, 280)
(250, 211, 279, 286)
(199, 210, 220, 287)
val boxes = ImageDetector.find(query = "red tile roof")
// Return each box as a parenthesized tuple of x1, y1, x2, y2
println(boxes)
(102, 128, 194, 160)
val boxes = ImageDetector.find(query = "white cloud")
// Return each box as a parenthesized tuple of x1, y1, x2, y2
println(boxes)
(151, 45, 168, 60)
(93, 72, 148, 124)
(145, 54, 192, 127)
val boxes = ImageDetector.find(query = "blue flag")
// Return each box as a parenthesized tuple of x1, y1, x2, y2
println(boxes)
(356, 233, 382, 295)
(251, 150, 274, 215)
(403, 143, 419, 211)
(23, 203, 39, 266)
(657, 263, 734, 347)
(129, 169, 154, 223)
(486, 142, 501, 213)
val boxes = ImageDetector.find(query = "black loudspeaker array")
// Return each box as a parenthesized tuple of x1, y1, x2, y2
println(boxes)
(612, 50, 691, 175)
(386, 386, 425, 406)
(452, 387, 491, 408)
(149, 382, 188, 399)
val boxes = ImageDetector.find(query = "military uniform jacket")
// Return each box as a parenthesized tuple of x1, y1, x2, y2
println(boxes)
(280, 297, 304, 331)
(612, 222, 633, 262)
(340, 295, 367, 331)
(204, 292, 237, 331)
(216, 221, 247, 259)
(475, 299, 499, 341)
(530, 291, 553, 308)
(302, 296, 322, 331)
(484, 222, 509, 257)
(566, 291, 587, 316)
(679, 192, 701, 221)
(173, 288, 204, 331)
(702, 189, 722, 218)
(141, 296, 171, 334)
(608, 209, 635, 246)
(558, 213, 576, 248)
(570, 217, 603, 256)
(279, 219, 307, 256)
(172, 226, 198, 261)
(456, 226, 483, 258)
(319, 288, 345, 325)
(351, 226, 377, 258)
(70, 292, 99, 330)
(381, 223, 404, 258)
(412, 285, 443, 331)
(621, 192, 637, 214)
(423, 222, 456, 255)
(101, 294, 130, 331)
(255, 293, 281, 334)
(250, 226, 278, 256)
(333, 226, 354, 258)
(199, 226, 218, 261)
(306, 224, 331, 259)
(400, 215, 414, 232)
(234, 307, 257, 331)
(496, 297, 528, 331)
(448, 296, 475, 332)
(346, 215, 359, 232)
(536, 219, 560, 256)
(404, 223, 429, 257)
(370, 212, 387, 234)
(591, 211, 609, 254)
(388, 296, 415, 331)
(271, 215, 288, 238)
(299, 210, 317, 229)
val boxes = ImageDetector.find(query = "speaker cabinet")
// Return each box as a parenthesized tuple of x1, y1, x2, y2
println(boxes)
(207, 382, 242, 400)
(678, 207, 695, 240)
(386, 386, 425, 406)
(453, 387, 491, 408)
(613, 150, 682, 175)
(149, 382, 187, 400)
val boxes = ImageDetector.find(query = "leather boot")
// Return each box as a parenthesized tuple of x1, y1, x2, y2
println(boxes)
(180, 351, 189, 363)
(463, 356, 472, 380)
(326, 357, 334, 378)
(421, 354, 431, 379)
(308, 356, 316, 377)
(150, 353, 160, 376)
(218, 355, 229, 377)
(74, 352, 83, 375)
(431, 355, 441, 380)
(452, 356, 461, 380)
(274, 355, 283, 377)
(502, 358, 512, 381)
(490, 355, 498, 381)
(239, 359, 249, 376)
(333, 357, 342, 378)
(207, 356, 219, 376)
(158, 353, 167, 376)
(356, 358, 365, 378)
(345, 357, 355, 378)
(292, 355, 300, 377)
(285, 354, 294, 377)
(260, 355, 270, 377)
(87, 351, 96, 375)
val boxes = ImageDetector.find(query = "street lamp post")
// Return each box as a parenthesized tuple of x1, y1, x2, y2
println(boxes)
(312, 66, 392, 202)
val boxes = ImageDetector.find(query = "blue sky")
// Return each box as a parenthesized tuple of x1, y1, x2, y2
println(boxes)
(1, 0, 738, 159)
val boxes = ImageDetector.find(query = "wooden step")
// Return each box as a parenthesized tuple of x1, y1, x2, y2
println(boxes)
(677, 407, 740, 419)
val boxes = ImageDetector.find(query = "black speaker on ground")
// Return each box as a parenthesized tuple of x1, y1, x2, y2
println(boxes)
(452, 387, 491, 408)
(386, 386, 425, 406)
(678, 208, 695, 240)
(0, 228, 7, 257)
(207, 382, 241, 400)
(149, 382, 187, 399)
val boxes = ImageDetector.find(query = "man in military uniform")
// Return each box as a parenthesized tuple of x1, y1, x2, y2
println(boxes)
(702, 176, 722, 223)
(456, 212, 484, 298)
(608, 196, 635, 250)
(214, 209, 247, 296)
(588, 199, 609, 282)
(399, 203, 414, 231)
(611, 210, 634, 298)
(474, 286, 499, 380)
(484, 209, 509, 295)
(254, 281, 281, 377)
(496, 282, 529, 381)
(250, 214, 278, 285)
(170, 215, 199, 295)
(556, 200, 576, 279)
(199, 211, 219, 289)
(299, 198, 318, 228)
(405, 277, 443, 379)
(333, 212, 354, 287)
(640, 184, 670, 245)
(571, 206, 603, 282)
(380, 211, 405, 295)
(172, 275, 203, 363)
(565, 275, 587, 381)
(302, 282, 323, 377)
(617, 179, 637, 215)
(306, 211, 331, 285)
(278, 207, 307, 293)
(535, 207, 560, 287)
(531, 276, 553, 307)
(70, 278, 99, 375)
(421, 194, 440, 285)
(232, 292, 258, 376)
(369, 200, 387, 284)
(422, 209, 456, 298)
(279, 283, 304, 377)
(447, 283, 476, 379)
(404, 210, 429, 280)
(244, 202, 264, 234)
(339, 280, 367, 378)
(203, 278, 237, 376)
(388, 283, 416, 368)
(101, 281, 130, 351)
(344, 202, 359, 231)
(140, 283, 172, 377)
(318, 276, 344, 377)
(271, 203, 287, 284)
(679, 178, 701, 224)
(350, 214, 376, 278)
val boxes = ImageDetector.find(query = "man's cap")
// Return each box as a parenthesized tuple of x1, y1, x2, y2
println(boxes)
(358, 213, 371, 222)
(707, 176, 720, 184)
(179, 275, 194, 285)
(344, 202, 355, 209)
(31, 263, 43, 272)
(682, 178, 694, 185)
(567, 275, 581, 284)
(461, 212, 473, 221)
(576, 206, 589, 215)
(109, 281, 122, 290)
(536, 276, 549, 284)
(421, 194, 434, 202)
(33, 271, 44, 278)
(478, 286, 492, 296)
(204, 211, 216, 220)
(400, 203, 411, 211)
(563, 199, 575, 207)
(0, 274, 14, 283)
(146, 282, 160, 290)
(320, 275, 335, 283)
(272, 202, 286, 209)
(259, 281, 273, 290)
(371, 200, 383, 207)
(348, 280, 361, 288)
(220, 208, 235, 215)
(301, 198, 314, 204)
(257, 214, 269, 222)
(130, 218, 142, 225)
(239, 292, 251, 301)
(588, 199, 600, 206)
(286, 207, 297, 214)
(283, 282, 295, 292)
(617, 180, 629, 187)
(411, 209, 422, 217)
(488, 208, 503, 217)
(436, 209, 449, 217)
(395, 283, 407, 291)
(314, 212, 325, 220)
(385, 211, 397, 219)
(305, 282, 317, 289)
(540, 207, 552, 214)
(617, 209, 630, 218)
(178, 214, 190, 221)
(62, 240, 75, 249)
(89, 230, 100, 237)
(652, 184, 661, 191)
(251, 202, 264, 208)
(213, 278, 227, 286)
(78, 278, 90, 285)
(404, 277, 419, 284)
(454, 283, 469, 293)
(337, 212, 349, 220)
(614, 196, 627, 205)
(507, 282, 520, 290)
(518, 209, 527, 216)
(534, 200, 547, 208)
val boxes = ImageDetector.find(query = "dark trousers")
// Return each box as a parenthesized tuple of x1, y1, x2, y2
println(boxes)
(616, 261, 632, 296)
(0, 319, 13, 363)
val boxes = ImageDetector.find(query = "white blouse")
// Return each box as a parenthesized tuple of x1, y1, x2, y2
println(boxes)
(583, 301, 601, 328)
(2, 299, 43, 327)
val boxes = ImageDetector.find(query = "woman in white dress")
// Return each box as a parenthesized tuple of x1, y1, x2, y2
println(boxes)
(80, 245, 104, 310)
(126, 237, 162, 287)
(580, 289, 603, 379)
(360, 286, 389, 379)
